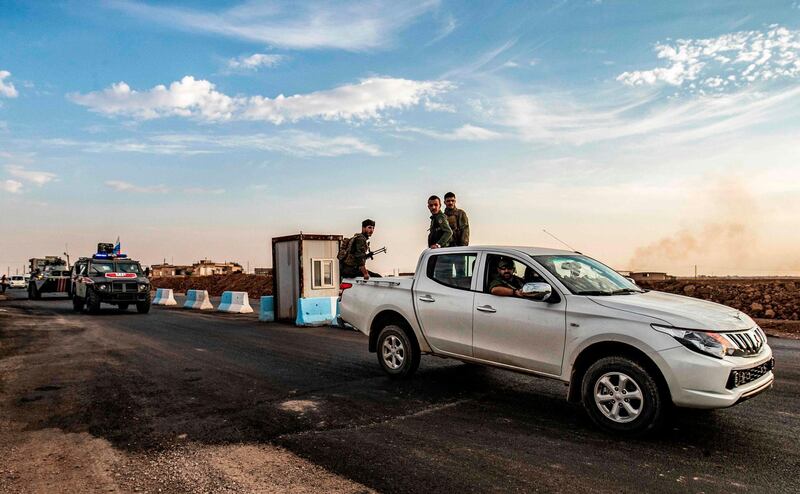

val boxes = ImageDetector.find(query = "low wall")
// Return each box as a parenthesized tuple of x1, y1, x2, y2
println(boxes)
(637, 278, 800, 321)
(151, 273, 273, 299)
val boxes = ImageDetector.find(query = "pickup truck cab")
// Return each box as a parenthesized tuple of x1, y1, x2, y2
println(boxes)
(340, 246, 774, 435)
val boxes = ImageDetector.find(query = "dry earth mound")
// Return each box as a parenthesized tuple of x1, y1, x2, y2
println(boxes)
(638, 278, 800, 321)
(151, 273, 273, 299)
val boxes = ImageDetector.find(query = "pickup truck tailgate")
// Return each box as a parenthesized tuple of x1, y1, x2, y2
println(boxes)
(339, 277, 414, 335)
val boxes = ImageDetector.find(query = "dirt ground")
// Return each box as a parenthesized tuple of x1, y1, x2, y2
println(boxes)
(0, 305, 372, 494)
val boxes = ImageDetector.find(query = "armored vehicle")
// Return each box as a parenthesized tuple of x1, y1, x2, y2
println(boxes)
(71, 243, 151, 314)
(28, 256, 70, 299)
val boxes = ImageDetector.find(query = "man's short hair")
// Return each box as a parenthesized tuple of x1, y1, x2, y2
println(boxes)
(444, 192, 456, 200)
(362, 219, 375, 228)
(428, 195, 441, 203)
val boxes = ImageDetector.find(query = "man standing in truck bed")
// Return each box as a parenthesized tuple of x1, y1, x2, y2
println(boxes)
(444, 191, 469, 247)
(427, 195, 453, 249)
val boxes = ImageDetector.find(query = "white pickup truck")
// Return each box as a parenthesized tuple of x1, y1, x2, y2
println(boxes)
(340, 246, 774, 435)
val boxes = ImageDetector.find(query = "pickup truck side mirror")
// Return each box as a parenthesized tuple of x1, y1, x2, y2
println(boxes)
(522, 282, 552, 301)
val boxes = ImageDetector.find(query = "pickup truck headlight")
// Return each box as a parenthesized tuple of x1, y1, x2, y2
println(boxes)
(97, 283, 109, 291)
(138, 284, 149, 292)
(652, 324, 732, 359)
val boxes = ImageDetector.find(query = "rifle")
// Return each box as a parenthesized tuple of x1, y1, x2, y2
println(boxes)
(367, 246, 387, 259)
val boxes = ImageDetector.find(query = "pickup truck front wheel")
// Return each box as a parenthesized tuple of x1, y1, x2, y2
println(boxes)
(581, 356, 666, 436)
(377, 325, 420, 379)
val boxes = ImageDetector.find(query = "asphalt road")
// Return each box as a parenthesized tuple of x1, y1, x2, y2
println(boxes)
(1, 289, 799, 493)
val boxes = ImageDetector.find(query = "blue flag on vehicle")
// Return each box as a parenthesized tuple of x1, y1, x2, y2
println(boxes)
(114, 237, 121, 255)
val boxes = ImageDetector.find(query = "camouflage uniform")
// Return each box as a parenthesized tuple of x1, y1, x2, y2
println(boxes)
(444, 207, 470, 246)
(427, 211, 453, 248)
(489, 275, 524, 292)
(341, 233, 369, 278)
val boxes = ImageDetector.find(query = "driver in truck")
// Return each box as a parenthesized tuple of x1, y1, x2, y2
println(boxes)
(489, 258, 534, 298)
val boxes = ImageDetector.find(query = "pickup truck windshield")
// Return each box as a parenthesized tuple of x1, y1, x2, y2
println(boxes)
(532, 255, 642, 295)
(89, 261, 142, 275)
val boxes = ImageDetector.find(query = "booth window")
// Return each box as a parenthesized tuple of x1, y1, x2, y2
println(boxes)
(312, 259, 335, 289)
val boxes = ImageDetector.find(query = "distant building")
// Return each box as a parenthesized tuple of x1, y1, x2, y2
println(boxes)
(150, 260, 244, 277)
(150, 263, 192, 277)
(192, 259, 243, 276)
(254, 267, 272, 276)
(630, 271, 674, 282)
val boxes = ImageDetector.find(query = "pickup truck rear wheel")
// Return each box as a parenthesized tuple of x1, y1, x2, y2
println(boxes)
(377, 325, 420, 378)
(581, 356, 666, 436)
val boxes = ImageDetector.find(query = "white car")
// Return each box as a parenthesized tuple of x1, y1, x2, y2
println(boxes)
(9, 275, 26, 289)
(340, 246, 774, 435)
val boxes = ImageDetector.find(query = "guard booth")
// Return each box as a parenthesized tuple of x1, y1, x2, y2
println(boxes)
(271, 233, 343, 322)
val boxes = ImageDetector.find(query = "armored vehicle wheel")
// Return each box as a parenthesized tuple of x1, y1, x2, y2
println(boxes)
(72, 295, 84, 312)
(136, 298, 151, 314)
(376, 324, 420, 379)
(86, 290, 101, 314)
(581, 356, 666, 437)
(118, 303, 129, 311)
(28, 283, 41, 300)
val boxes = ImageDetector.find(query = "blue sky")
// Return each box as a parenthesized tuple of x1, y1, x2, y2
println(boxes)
(2, 0, 800, 276)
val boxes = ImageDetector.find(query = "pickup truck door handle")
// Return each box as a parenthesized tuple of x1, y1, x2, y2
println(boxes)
(476, 305, 496, 313)
(418, 295, 435, 303)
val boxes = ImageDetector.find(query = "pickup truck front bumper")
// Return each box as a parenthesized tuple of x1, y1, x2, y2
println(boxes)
(659, 345, 774, 409)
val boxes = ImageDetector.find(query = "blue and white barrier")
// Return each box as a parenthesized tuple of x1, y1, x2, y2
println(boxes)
(295, 297, 339, 327)
(184, 289, 214, 310)
(259, 296, 275, 322)
(152, 288, 177, 306)
(218, 291, 253, 314)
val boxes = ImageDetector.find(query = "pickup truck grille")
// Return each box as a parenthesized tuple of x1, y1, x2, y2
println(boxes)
(112, 282, 138, 293)
(726, 358, 774, 389)
(722, 327, 766, 356)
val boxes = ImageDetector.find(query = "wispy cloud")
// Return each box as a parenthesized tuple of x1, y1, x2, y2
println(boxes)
(155, 131, 385, 157)
(69, 76, 453, 124)
(440, 39, 517, 80)
(183, 187, 225, 195)
(105, 180, 169, 193)
(1, 179, 23, 194)
(427, 13, 456, 45)
(107, 0, 439, 51)
(226, 53, 284, 71)
(5, 165, 57, 186)
(46, 130, 384, 158)
(486, 84, 800, 146)
(617, 25, 800, 92)
(0, 70, 18, 98)
(397, 124, 503, 141)
(44, 137, 215, 155)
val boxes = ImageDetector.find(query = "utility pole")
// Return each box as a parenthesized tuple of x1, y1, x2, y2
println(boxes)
(694, 265, 697, 279)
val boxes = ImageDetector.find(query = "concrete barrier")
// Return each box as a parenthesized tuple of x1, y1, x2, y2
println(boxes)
(184, 289, 214, 310)
(218, 291, 253, 314)
(152, 288, 177, 306)
(259, 296, 275, 322)
(295, 297, 338, 327)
